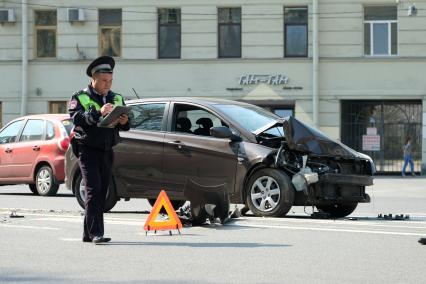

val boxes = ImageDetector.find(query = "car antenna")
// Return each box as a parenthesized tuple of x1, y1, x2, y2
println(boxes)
(132, 88, 141, 99)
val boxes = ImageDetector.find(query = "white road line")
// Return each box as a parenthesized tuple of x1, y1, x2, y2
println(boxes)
(61, 238, 81, 242)
(0, 224, 59, 230)
(230, 223, 425, 237)
(32, 217, 145, 226)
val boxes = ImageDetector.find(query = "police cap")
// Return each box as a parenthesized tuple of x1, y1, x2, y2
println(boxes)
(86, 56, 115, 77)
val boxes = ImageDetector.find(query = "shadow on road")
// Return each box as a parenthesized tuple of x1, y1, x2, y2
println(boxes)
(103, 241, 291, 248)
(0, 192, 74, 197)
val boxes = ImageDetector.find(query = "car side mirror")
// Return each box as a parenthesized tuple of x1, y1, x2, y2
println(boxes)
(210, 126, 241, 142)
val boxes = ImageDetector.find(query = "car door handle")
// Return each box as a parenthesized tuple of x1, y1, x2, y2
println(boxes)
(167, 141, 184, 149)
(32, 146, 40, 151)
(5, 148, 12, 153)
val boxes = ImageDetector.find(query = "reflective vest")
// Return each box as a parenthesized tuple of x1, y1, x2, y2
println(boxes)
(76, 92, 124, 111)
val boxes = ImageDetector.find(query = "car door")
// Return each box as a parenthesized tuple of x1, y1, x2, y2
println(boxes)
(163, 103, 238, 200)
(9, 119, 45, 179)
(112, 102, 169, 198)
(0, 120, 25, 180)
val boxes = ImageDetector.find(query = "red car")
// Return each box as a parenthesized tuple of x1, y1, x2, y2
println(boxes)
(0, 114, 73, 196)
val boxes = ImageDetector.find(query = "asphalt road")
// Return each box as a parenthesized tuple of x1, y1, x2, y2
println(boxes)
(0, 177, 425, 284)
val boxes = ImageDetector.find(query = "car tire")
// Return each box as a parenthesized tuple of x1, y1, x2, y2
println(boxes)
(147, 199, 186, 210)
(28, 184, 39, 195)
(35, 166, 59, 196)
(73, 173, 118, 212)
(317, 203, 358, 218)
(246, 168, 295, 217)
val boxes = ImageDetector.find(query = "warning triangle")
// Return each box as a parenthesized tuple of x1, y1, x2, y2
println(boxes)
(144, 190, 183, 231)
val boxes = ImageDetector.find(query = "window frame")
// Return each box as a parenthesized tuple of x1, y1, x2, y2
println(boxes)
(217, 7, 242, 59)
(364, 6, 398, 56)
(49, 101, 67, 114)
(98, 9, 122, 57)
(157, 8, 182, 59)
(284, 6, 308, 58)
(34, 10, 57, 58)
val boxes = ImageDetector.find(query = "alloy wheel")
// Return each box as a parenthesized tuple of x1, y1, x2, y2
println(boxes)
(250, 176, 281, 212)
(37, 168, 52, 195)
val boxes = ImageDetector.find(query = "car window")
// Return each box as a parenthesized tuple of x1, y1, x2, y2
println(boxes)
(173, 104, 225, 137)
(215, 104, 279, 133)
(0, 120, 24, 144)
(61, 119, 73, 136)
(46, 121, 55, 140)
(19, 119, 44, 142)
(129, 103, 166, 131)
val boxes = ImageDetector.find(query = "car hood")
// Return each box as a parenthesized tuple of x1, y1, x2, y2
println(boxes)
(285, 116, 368, 158)
(256, 116, 369, 159)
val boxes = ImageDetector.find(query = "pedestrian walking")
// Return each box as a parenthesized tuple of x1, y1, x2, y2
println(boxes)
(401, 137, 415, 177)
(68, 56, 130, 244)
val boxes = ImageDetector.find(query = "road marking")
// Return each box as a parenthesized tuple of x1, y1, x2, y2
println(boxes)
(61, 238, 82, 242)
(33, 216, 145, 226)
(230, 223, 425, 237)
(0, 224, 59, 230)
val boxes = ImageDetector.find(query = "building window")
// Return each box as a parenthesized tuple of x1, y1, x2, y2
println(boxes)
(49, 101, 67, 114)
(35, 10, 57, 58)
(158, 8, 181, 59)
(364, 6, 397, 56)
(218, 7, 241, 58)
(284, 7, 308, 57)
(99, 9, 122, 57)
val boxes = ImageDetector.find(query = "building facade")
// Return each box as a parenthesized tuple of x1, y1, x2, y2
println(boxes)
(0, 0, 425, 174)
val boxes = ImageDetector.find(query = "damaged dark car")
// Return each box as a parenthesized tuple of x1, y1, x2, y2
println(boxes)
(65, 98, 375, 220)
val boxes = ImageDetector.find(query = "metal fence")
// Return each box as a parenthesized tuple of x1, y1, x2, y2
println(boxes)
(341, 100, 422, 174)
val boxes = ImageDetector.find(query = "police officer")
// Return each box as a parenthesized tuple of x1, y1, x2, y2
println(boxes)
(68, 56, 130, 244)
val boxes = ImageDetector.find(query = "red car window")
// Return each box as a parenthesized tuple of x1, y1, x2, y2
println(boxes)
(19, 119, 44, 142)
(0, 120, 25, 144)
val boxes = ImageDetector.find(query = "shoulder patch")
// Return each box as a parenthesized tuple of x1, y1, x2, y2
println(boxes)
(69, 99, 78, 110)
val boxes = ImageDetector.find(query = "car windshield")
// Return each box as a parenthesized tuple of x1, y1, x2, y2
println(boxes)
(215, 104, 280, 133)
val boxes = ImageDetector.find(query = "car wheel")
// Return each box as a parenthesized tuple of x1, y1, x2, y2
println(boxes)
(73, 173, 118, 212)
(35, 166, 59, 196)
(317, 203, 358, 218)
(147, 199, 186, 210)
(28, 184, 39, 195)
(246, 168, 294, 217)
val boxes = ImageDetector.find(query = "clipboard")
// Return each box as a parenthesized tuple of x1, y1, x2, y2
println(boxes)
(98, 105, 131, 128)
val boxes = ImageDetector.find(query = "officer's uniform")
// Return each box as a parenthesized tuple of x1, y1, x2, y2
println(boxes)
(68, 56, 130, 243)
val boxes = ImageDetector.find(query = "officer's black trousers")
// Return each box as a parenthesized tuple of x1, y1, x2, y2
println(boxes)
(78, 145, 113, 239)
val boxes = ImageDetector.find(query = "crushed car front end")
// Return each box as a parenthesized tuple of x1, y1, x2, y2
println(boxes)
(255, 116, 375, 217)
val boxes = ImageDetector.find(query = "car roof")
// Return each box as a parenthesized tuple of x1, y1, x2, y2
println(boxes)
(125, 97, 253, 107)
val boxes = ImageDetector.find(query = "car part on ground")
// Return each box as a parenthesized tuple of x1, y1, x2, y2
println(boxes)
(184, 179, 230, 225)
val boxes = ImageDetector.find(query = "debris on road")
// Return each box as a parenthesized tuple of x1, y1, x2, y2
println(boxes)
(377, 213, 409, 220)
(9, 210, 24, 218)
